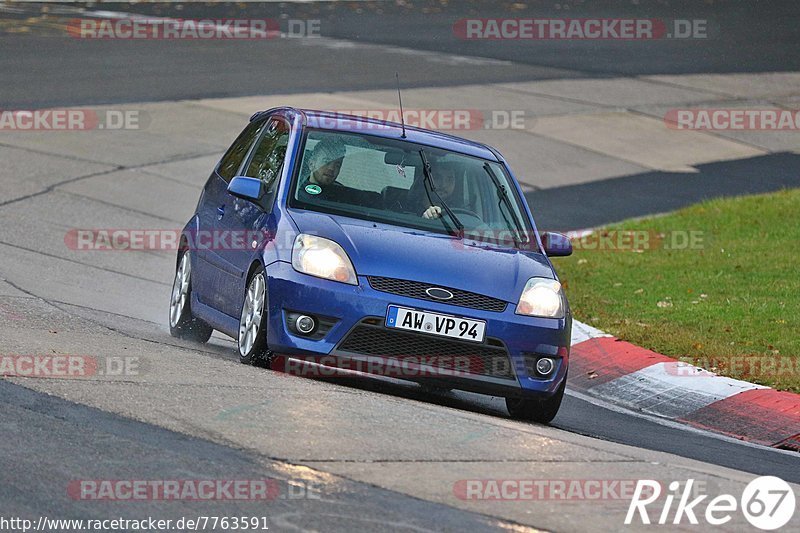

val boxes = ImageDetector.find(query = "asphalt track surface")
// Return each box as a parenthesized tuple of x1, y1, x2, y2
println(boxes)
(1, 1, 799, 531)
(4, 1, 800, 108)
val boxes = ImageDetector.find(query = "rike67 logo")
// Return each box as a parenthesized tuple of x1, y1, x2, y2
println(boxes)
(626, 476, 795, 530)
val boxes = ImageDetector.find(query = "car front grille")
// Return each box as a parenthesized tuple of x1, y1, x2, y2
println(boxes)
(367, 276, 507, 312)
(335, 322, 516, 380)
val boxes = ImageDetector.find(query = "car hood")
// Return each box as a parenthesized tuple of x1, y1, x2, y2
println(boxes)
(289, 210, 555, 303)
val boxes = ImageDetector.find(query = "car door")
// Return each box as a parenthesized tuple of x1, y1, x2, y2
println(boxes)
(192, 118, 267, 314)
(218, 116, 291, 317)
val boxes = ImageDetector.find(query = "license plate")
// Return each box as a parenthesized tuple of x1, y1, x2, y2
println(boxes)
(385, 305, 486, 343)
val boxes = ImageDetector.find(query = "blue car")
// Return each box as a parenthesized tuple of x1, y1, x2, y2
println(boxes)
(169, 107, 573, 422)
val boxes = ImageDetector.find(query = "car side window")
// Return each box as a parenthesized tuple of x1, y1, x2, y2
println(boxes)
(243, 118, 290, 189)
(216, 120, 265, 182)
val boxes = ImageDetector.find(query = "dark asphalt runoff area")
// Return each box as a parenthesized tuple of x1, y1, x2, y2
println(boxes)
(0, 379, 517, 531)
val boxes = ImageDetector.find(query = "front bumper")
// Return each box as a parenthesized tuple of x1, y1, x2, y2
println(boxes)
(264, 261, 570, 398)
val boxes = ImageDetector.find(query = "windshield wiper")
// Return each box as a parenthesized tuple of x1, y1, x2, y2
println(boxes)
(483, 163, 525, 248)
(419, 150, 464, 236)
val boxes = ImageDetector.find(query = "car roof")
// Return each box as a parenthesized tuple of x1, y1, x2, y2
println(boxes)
(253, 107, 502, 162)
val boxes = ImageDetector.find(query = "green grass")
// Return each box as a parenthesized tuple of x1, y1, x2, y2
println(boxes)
(556, 189, 800, 392)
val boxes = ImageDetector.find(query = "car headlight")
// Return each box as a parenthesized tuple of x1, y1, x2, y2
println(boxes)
(292, 234, 358, 285)
(516, 278, 565, 318)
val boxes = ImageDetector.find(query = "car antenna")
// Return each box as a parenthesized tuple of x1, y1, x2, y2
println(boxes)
(395, 72, 406, 138)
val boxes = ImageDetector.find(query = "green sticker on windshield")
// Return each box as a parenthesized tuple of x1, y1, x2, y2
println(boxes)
(305, 184, 322, 195)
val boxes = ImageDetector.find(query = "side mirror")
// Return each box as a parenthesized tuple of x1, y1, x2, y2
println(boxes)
(227, 176, 264, 205)
(541, 231, 572, 257)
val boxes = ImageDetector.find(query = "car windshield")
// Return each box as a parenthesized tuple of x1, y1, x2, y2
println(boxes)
(289, 128, 532, 247)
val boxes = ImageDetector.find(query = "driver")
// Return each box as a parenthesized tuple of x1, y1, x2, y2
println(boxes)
(298, 137, 347, 201)
(420, 163, 460, 219)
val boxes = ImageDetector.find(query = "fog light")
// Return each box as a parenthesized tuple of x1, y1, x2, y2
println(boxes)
(295, 315, 316, 335)
(535, 357, 555, 376)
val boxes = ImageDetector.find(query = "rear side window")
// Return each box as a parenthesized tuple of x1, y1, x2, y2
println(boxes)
(242, 118, 290, 211)
(216, 120, 265, 182)
(243, 119, 290, 186)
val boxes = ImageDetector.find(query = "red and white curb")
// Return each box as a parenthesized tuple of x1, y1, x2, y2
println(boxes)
(568, 320, 800, 450)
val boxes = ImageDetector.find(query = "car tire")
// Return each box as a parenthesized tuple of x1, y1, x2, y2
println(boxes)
(238, 266, 272, 368)
(169, 251, 213, 343)
(505, 378, 566, 424)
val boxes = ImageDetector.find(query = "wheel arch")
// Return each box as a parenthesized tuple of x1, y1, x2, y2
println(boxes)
(245, 259, 266, 285)
(176, 235, 190, 268)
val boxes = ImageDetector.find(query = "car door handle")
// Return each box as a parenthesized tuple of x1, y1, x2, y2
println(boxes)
(217, 205, 225, 220)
